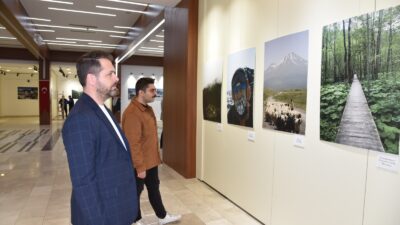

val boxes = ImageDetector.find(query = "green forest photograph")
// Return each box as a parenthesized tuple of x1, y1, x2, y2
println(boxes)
(320, 5, 400, 154)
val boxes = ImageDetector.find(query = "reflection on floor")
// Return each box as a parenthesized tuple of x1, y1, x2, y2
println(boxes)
(0, 117, 261, 225)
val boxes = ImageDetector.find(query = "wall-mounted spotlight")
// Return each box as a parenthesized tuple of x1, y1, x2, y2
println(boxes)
(74, 74, 78, 78)
(27, 79, 30, 83)
(16, 73, 20, 77)
(59, 67, 66, 77)
(31, 73, 34, 77)
(33, 65, 38, 71)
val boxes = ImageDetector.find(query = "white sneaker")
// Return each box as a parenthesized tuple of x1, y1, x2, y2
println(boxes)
(159, 213, 182, 224)
(135, 220, 145, 225)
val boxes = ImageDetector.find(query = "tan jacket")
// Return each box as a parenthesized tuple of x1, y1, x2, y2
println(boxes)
(122, 98, 161, 173)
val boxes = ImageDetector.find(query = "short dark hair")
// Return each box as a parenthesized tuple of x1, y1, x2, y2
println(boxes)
(76, 51, 114, 87)
(135, 77, 155, 95)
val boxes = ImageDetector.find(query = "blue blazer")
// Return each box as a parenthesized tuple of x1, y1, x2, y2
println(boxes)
(62, 93, 138, 225)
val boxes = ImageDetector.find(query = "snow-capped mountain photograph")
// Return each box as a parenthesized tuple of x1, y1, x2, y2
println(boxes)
(262, 30, 309, 134)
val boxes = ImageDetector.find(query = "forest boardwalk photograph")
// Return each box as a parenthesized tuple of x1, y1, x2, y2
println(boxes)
(320, 5, 400, 154)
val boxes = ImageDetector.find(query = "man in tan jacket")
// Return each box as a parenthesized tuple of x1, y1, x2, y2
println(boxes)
(122, 77, 181, 225)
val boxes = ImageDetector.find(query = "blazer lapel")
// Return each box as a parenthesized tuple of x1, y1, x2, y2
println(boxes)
(81, 93, 129, 153)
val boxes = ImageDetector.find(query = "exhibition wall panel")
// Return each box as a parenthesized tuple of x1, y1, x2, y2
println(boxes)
(0, 75, 39, 116)
(197, 0, 400, 225)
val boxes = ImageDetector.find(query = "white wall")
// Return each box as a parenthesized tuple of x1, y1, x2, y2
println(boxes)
(52, 67, 82, 118)
(0, 75, 39, 116)
(197, 1, 400, 225)
(120, 65, 163, 121)
(50, 71, 59, 119)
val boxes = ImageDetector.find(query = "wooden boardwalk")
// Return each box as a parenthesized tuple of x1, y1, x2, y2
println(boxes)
(335, 75, 384, 152)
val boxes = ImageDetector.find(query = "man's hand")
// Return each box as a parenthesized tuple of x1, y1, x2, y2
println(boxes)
(137, 171, 146, 179)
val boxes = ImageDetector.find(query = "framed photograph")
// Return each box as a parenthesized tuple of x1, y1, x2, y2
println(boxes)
(203, 59, 223, 123)
(227, 48, 256, 128)
(17, 87, 38, 99)
(320, 5, 400, 154)
(263, 30, 309, 135)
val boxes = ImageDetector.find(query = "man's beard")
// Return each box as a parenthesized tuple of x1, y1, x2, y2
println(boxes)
(235, 96, 247, 116)
(97, 85, 118, 101)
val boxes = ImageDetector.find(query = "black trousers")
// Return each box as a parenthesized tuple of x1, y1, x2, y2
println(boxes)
(135, 166, 166, 221)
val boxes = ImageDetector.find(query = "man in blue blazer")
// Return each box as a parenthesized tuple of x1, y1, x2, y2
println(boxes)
(62, 51, 138, 225)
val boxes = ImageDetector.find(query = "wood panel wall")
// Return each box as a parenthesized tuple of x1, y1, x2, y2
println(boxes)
(163, 0, 198, 178)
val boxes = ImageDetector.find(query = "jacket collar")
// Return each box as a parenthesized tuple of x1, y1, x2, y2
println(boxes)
(131, 97, 148, 112)
(80, 92, 130, 153)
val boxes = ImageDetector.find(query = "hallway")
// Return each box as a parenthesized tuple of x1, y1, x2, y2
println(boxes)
(0, 118, 261, 225)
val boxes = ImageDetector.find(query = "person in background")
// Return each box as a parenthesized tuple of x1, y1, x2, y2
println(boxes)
(122, 77, 181, 225)
(62, 51, 138, 225)
(68, 95, 75, 113)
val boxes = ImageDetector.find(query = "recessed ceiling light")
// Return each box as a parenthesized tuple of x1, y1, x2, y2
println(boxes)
(22, 17, 52, 22)
(89, 28, 125, 34)
(32, 24, 87, 31)
(46, 43, 115, 49)
(88, 43, 120, 47)
(150, 39, 164, 43)
(41, 0, 73, 4)
(138, 49, 163, 53)
(6, 69, 10, 72)
(56, 37, 102, 43)
(106, 0, 148, 7)
(113, 26, 139, 31)
(95, 6, 145, 14)
(43, 39, 77, 44)
(28, 67, 33, 69)
(48, 7, 116, 17)
(31, 29, 55, 32)
(109, 35, 132, 39)
(0, 36, 17, 40)
(140, 47, 164, 51)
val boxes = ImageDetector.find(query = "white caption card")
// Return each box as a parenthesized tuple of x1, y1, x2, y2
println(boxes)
(293, 134, 305, 148)
(376, 154, 399, 172)
(247, 131, 256, 142)
(217, 123, 223, 132)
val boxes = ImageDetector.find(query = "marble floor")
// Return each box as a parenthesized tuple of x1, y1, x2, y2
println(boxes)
(0, 117, 262, 225)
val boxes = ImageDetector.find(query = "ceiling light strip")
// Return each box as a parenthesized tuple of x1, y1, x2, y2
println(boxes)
(140, 47, 163, 50)
(138, 49, 163, 53)
(106, 0, 148, 7)
(32, 29, 55, 32)
(43, 40, 76, 43)
(41, 0, 73, 4)
(56, 37, 102, 42)
(22, 17, 51, 22)
(88, 43, 120, 47)
(150, 39, 164, 43)
(46, 43, 115, 49)
(110, 35, 132, 39)
(0, 27, 6, 29)
(117, 19, 165, 63)
(156, 35, 164, 38)
(95, 5, 145, 14)
(89, 28, 125, 34)
(48, 7, 116, 17)
(32, 24, 87, 30)
(0, 36, 17, 40)
(114, 26, 139, 30)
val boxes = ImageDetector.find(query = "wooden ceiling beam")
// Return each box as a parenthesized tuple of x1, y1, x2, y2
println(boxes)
(0, 0, 48, 59)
